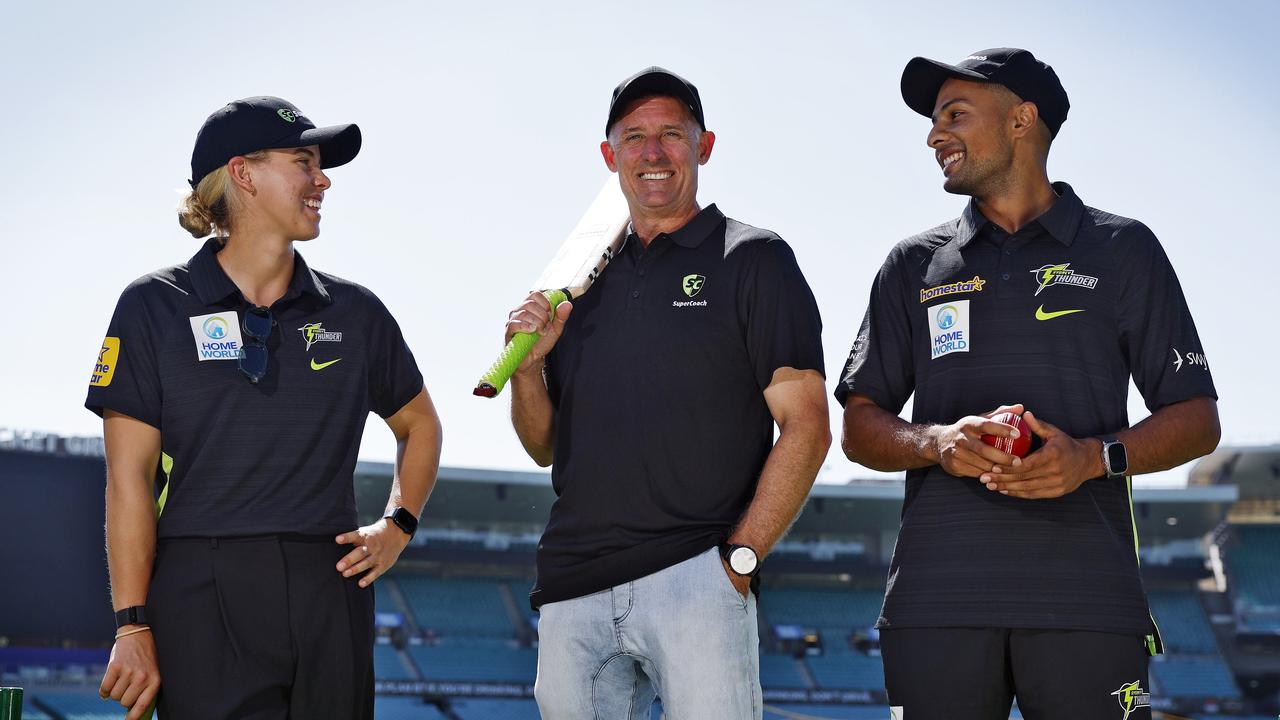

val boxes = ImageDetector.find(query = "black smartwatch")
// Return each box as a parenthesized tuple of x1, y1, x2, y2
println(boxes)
(385, 507, 419, 538)
(721, 544, 761, 578)
(114, 605, 148, 628)
(1100, 436, 1128, 478)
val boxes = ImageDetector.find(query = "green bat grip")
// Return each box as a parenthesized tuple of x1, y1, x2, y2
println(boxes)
(474, 289, 570, 398)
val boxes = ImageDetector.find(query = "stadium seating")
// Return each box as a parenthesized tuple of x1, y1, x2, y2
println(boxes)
(759, 587, 883, 630)
(374, 643, 416, 681)
(1230, 525, 1280, 607)
(764, 705, 895, 720)
(1150, 657, 1242, 699)
(451, 698, 544, 719)
(1148, 591, 1218, 653)
(375, 696, 451, 720)
(396, 577, 516, 637)
(408, 638, 537, 684)
(805, 650, 884, 691)
(24, 691, 123, 719)
(759, 653, 810, 689)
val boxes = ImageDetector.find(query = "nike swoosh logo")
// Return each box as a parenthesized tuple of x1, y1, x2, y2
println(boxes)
(1035, 305, 1086, 321)
(310, 358, 342, 370)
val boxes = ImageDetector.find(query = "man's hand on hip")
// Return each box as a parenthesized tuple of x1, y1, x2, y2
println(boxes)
(335, 519, 412, 588)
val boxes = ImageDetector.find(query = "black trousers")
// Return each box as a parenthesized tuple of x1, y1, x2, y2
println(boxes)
(147, 535, 375, 720)
(881, 628, 1152, 720)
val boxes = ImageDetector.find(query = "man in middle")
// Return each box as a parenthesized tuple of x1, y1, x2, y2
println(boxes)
(503, 66, 830, 719)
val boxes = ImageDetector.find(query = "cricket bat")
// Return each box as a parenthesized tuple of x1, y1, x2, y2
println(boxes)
(473, 178, 630, 397)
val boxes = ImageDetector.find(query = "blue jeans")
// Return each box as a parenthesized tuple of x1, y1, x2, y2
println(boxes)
(534, 546, 762, 720)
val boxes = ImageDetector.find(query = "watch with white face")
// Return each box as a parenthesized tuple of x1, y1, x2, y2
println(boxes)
(722, 544, 760, 577)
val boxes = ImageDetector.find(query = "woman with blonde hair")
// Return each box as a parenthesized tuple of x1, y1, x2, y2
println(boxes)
(85, 96, 441, 719)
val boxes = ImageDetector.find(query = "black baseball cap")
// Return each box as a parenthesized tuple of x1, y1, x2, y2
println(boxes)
(606, 66, 705, 137)
(901, 48, 1070, 138)
(188, 96, 362, 188)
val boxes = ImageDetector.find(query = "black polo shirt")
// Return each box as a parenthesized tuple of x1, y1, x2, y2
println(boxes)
(85, 238, 423, 538)
(531, 205, 824, 609)
(836, 182, 1216, 638)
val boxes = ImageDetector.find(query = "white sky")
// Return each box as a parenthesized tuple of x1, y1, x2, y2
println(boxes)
(2, 0, 1276, 488)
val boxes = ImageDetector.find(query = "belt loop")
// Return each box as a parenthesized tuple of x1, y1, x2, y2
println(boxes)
(210, 538, 219, 549)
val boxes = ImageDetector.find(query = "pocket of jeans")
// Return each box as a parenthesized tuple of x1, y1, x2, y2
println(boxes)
(709, 548, 748, 610)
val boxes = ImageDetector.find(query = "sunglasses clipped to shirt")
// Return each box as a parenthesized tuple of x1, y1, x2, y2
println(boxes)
(238, 307, 273, 384)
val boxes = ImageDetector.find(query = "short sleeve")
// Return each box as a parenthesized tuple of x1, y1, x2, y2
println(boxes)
(740, 238, 825, 390)
(1116, 225, 1217, 412)
(84, 286, 164, 429)
(366, 292, 425, 418)
(834, 245, 915, 412)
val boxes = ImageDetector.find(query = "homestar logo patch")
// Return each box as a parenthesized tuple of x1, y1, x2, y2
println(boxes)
(188, 312, 244, 361)
(298, 322, 343, 351)
(90, 337, 120, 387)
(920, 275, 986, 303)
(928, 300, 969, 359)
(1110, 681, 1150, 720)
(1031, 263, 1098, 296)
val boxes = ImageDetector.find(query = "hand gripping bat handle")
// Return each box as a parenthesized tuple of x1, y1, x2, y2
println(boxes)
(474, 289, 570, 398)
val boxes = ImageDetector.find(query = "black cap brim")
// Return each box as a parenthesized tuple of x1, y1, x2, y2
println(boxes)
(900, 57, 990, 118)
(295, 123, 362, 169)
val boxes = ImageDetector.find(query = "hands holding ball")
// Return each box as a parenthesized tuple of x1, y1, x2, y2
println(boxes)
(932, 404, 1104, 500)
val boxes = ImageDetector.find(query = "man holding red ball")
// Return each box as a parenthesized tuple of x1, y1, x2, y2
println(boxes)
(837, 48, 1220, 720)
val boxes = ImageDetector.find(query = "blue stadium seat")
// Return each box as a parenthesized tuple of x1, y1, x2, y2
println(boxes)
(1150, 656, 1241, 699)
(1230, 526, 1280, 607)
(759, 653, 810, 689)
(27, 691, 125, 719)
(19, 699, 54, 720)
(375, 696, 450, 720)
(395, 577, 515, 637)
(764, 705, 892, 719)
(1148, 591, 1218, 653)
(374, 643, 415, 681)
(805, 652, 884, 691)
(409, 638, 536, 684)
(760, 587, 883, 630)
(451, 698, 543, 719)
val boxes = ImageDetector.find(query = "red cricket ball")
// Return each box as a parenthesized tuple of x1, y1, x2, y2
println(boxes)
(981, 411, 1032, 458)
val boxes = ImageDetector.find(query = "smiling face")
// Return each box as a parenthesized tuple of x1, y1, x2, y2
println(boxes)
(927, 78, 1020, 198)
(240, 145, 331, 241)
(601, 95, 714, 225)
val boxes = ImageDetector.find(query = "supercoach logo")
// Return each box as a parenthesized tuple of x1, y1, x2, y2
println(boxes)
(920, 275, 986, 303)
(1031, 263, 1098, 296)
(188, 312, 244, 361)
(928, 300, 970, 359)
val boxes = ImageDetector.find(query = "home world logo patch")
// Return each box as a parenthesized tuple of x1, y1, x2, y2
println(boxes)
(188, 312, 244, 361)
(928, 299, 969, 359)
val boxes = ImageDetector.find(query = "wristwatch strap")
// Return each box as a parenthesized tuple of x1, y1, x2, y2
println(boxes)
(114, 605, 148, 628)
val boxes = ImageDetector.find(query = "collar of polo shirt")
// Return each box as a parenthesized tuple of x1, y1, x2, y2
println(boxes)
(187, 238, 332, 308)
(954, 182, 1085, 249)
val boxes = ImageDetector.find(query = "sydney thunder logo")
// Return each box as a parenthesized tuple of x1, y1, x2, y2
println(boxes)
(1031, 263, 1098, 296)
(1111, 681, 1151, 720)
(297, 322, 343, 351)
